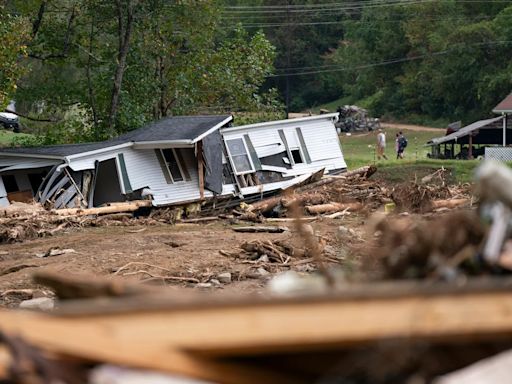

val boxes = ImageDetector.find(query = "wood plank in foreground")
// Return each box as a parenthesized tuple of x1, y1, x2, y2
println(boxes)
(1, 280, 512, 382)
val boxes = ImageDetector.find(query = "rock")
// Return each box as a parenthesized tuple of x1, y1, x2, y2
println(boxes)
(301, 224, 314, 236)
(195, 283, 212, 289)
(209, 279, 222, 287)
(257, 267, 270, 277)
(19, 297, 54, 311)
(337, 225, 350, 236)
(257, 254, 269, 263)
(217, 272, 232, 284)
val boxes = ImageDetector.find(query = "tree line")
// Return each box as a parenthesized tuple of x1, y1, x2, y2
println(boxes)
(1, 0, 281, 144)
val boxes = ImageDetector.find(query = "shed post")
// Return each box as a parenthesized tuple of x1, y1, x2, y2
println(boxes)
(197, 141, 205, 200)
(503, 113, 507, 146)
(468, 134, 473, 159)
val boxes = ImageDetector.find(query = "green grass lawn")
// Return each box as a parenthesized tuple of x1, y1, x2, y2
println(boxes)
(340, 126, 479, 183)
(0, 129, 32, 146)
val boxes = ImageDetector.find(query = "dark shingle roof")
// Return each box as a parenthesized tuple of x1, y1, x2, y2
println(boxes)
(0, 115, 231, 158)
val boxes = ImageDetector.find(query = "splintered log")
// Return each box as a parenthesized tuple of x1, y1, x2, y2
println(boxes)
(33, 270, 153, 300)
(340, 165, 377, 179)
(306, 202, 363, 215)
(431, 198, 471, 210)
(233, 226, 288, 233)
(54, 200, 152, 216)
(248, 196, 282, 213)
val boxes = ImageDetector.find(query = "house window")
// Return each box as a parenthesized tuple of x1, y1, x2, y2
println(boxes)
(291, 149, 304, 164)
(161, 149, 184, 182)
(226, 138, 254, 174)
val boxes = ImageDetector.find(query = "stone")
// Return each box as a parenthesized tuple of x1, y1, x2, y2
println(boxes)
(19, 297, 54, 311)
(301, 224, 314, 236)
(209, 279, 222, 287)
(257, 267, 270, 277)
(257, 254, 269, 263)
(217, 272, 232, 284)
(195, 283, 212, 289)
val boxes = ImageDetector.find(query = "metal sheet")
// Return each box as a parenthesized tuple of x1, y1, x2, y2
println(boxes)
(428, 116, 504, 145)
(202, 130, 223, 195)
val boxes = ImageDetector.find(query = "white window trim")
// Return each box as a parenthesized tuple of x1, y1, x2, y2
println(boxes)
(224, 136, 255, 175)
(160, 148, 186, 183)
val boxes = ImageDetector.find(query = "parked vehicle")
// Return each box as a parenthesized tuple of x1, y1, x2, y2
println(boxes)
(0, 111, 20, 132)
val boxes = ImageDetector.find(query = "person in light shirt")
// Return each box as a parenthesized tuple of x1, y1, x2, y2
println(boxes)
(376, 129, 388, 160)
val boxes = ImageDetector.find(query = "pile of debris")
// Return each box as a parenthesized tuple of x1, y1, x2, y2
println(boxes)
(0, 201, 160, 243)
(371, 161, 512, 281)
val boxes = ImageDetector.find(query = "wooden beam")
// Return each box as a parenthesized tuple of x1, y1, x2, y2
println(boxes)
(197, 141, 205, 200)
(53, 200, 152, 216)
(468, 133, 473, 159)
(1, 280, 512, 371)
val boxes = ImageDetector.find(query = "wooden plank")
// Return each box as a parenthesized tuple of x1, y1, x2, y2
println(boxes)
(42, 174, 69, 203)
(53, 184, 77, 209)
(3, 280, 512, 362)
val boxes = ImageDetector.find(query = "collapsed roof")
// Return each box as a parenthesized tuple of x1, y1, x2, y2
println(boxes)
(0, 115, 232, 159)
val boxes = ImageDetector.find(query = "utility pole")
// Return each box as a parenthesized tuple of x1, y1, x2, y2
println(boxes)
(285, 0, 291, 119)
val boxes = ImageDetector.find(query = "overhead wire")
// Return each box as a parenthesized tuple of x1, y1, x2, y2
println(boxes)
(267, 40, 512, 77)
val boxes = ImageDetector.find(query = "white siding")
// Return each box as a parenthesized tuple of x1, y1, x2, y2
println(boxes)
(300, 120, 345, 163)
(0, 177, 6, 197)
(124, 148, 212, 205)
(222, 117, 346, 173)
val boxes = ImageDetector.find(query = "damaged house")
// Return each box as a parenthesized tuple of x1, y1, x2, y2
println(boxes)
(0, 113, 346, 209)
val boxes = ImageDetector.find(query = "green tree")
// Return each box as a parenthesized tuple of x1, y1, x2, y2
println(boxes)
(0, 4, 30, 109)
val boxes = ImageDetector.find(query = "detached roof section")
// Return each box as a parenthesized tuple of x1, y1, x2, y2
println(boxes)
(493, 94, 512, 113)
(427, 116, 504, 146)
(0, 115, 232, 159)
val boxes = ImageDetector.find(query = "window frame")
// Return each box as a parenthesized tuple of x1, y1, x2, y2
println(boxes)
(283, 129, 305, 166)
(160, 148, 186, 183)
(225, 137, 255, 175)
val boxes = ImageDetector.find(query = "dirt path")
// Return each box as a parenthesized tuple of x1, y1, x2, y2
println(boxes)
(0, 218, 363, 306)
(381, 122, 443, 132)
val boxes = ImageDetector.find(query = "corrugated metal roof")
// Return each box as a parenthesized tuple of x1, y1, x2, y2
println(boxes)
(0, 115, 232, 158)
(493, 94, 512, 113)
(427, 116, 504, 145)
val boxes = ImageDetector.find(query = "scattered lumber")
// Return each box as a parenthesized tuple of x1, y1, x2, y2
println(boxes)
(232, 226, 288, 233)
(180, 216, 218, 223)
(306, 202, 363, 215)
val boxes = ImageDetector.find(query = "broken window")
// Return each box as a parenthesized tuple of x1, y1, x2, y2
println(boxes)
(280, 129, 305, 165)
(226, 138, 254, 174)
(161, 149, 184, 182)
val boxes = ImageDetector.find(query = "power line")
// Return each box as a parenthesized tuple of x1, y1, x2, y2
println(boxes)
(268, 40, 512, 77)
(227, 15, 489, 28)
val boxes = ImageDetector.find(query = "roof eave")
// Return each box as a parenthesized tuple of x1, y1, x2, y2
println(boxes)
(221, 113, 339, 133)
(191, 115, 234, 143)
(0, 152, 65, 160)
(64, 142, 134, 161)
(132, 140, 195, 149)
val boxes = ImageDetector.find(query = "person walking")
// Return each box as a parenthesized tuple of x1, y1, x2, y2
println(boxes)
(397, 131, 408, 159)
(395, 133, 400, 159)
(376, 129, 388, 160)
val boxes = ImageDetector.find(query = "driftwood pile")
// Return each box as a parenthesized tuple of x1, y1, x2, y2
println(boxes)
(246, 165, 382, 218)
(0, 201, 160, 244)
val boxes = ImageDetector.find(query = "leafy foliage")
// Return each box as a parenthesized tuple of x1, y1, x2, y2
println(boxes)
(0, 4, 30, 109)
(5, 0, 282, 144)
(326, 1, 512, 123)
